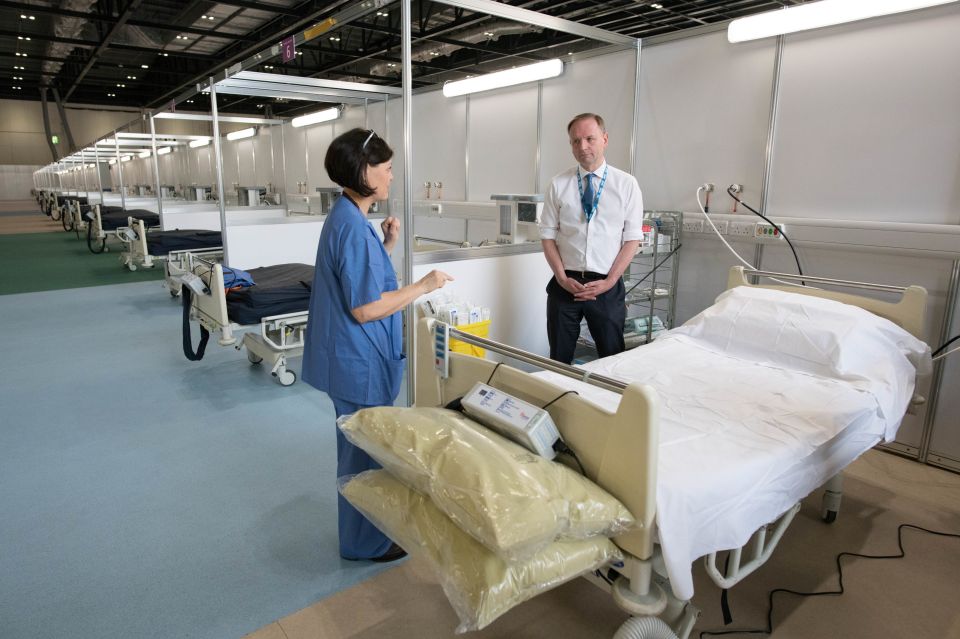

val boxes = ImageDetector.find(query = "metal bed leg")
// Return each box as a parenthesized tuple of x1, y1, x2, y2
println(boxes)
(821, 473, 844, 523)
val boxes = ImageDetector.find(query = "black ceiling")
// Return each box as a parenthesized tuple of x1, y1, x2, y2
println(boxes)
(1, 0, 804, 117)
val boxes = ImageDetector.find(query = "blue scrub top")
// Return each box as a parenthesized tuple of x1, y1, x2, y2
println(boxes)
(302, 195, 404, 405)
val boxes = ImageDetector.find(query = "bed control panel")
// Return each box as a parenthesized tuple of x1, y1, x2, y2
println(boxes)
(461, 382, 560, 460)
(434, 322, 450, 379)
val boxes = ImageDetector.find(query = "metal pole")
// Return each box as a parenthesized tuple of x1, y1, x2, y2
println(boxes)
(149, 114, 164, 227)
(630, 41, 641, 176)
(114, 132, 126, 210)
(94, 145, 104, 206)
(918, 259, 960, 462)
(535, 82, 542, 193)
(464, 94, 470, 200)
(401, 0, 415, 407)
(209, 78, 230, 266)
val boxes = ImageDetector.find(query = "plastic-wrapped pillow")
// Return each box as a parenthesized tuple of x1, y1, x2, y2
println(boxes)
(340, 470, 622, 633)
(337, 406, 634, 561)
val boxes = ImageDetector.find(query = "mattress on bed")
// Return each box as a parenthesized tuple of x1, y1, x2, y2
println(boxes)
(534, 285, 930, 601)
(225, 263, 314, 325)
(146, 230, 221, 256)
(100, 208, 160, 230)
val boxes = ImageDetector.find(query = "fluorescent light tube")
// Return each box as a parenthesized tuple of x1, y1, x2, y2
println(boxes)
(138, 150, 151, 158)
(291, 106, 341, 128)
(442, 59, 563, 98)
(728, 0, 959, 42)
(226, 127, 256, 141)
(120, 155, 131, 162)
(108, 159, 117, 165)
(189, 138, 210, 148)
(157, 146, 172, 155)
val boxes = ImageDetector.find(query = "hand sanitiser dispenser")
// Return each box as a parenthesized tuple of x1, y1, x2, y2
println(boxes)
(460, 382, 561, 460)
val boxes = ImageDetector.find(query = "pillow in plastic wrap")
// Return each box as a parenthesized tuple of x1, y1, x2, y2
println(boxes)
(340, 469, 622, 633)
(337, 406, 634, 561)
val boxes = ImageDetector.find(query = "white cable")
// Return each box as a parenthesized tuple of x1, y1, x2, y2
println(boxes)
(933, 344, 960, 362)
(697, 186, 756, 271)
(695, 187, 810, 290)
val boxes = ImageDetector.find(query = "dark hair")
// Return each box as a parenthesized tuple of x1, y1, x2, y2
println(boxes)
(567, 113, 606, 134)
(324, 128, 394, 197)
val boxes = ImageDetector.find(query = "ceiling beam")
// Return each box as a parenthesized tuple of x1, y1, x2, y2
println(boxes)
(63, 0, 146, 102)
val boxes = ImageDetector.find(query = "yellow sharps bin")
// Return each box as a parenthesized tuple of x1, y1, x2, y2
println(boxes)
(448, 320, 491, 358)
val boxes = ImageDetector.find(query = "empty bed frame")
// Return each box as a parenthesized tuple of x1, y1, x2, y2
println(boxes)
(182, 254, 314, 386)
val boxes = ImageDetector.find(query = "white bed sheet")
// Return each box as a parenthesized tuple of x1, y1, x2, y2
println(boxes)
(536, 321, 918, 601)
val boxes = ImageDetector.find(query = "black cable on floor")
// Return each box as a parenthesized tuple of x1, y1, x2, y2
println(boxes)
(699, 523, 960, 638)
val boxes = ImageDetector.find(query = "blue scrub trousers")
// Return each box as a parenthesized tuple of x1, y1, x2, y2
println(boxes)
(332, 397, 394, 560)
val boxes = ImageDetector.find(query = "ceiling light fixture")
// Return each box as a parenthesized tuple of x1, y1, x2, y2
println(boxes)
(442, 58, 563, 98)
(138, 150, 150, 158)
(225, 127, 256, 141)
(157, 146, 172, 155)
(291, 106, 341, 128)
(728, 0, 959, 42)
(188, 138, 210, 148)
(120, 155, 131, 162)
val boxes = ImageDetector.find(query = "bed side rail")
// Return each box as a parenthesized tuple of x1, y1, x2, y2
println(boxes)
(414, 317, 658, 562)
(728, 266, 927, 339)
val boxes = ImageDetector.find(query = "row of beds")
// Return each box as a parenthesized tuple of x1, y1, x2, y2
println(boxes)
(32, 188, 933, 636)
(34, 189, 314, 386)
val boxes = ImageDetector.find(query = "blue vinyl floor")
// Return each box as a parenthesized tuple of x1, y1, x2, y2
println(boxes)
(0, 281, 389, 639)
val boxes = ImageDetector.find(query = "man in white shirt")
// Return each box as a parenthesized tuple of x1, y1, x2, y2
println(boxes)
(539, 113, 644, 363)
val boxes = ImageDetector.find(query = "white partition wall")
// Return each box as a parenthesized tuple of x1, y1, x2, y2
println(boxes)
(767, 3, 960, 224)
(636, 32, 775, 212)
(632, 3, 960, 463)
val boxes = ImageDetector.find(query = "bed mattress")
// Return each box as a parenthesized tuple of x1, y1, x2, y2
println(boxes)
(225, 263, 314, 325)
(146, 230, 221, 256)
(534, 286, 930, 601)
(100, 208, 160, 230)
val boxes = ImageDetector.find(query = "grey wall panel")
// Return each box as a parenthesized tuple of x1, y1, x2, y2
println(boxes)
(541, 50, 636, 188)
(412, 90, 466, 201)
(636, 32, 775, 212)
(767, 4, 960, 223)
(468, 85, 538, 201)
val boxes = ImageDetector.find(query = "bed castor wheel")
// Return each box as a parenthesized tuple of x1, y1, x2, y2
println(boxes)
(275, 369, 296, 386)
(127, 263, 137, 271)
(247, 352, 263, 365)
(822, 510, 837, 524)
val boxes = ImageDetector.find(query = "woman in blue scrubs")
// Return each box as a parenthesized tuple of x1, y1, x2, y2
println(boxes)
(302, 128, 453, 562)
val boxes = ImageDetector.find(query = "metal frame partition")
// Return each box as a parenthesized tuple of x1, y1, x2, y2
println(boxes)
(141, 0, 639, 405)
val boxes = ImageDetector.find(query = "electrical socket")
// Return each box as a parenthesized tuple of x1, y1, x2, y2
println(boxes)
(682, 220, 704, 234)
(728, 221, 754, 238)
(708, 220, 728, 235)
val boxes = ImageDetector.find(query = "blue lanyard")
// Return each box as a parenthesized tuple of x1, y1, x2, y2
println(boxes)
(576, 165, 608, 223)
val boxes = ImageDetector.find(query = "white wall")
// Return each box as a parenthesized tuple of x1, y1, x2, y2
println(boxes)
(0, 164, 42, 199)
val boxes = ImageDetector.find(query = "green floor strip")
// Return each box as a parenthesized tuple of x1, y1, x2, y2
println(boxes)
(0, 231, 163, 295)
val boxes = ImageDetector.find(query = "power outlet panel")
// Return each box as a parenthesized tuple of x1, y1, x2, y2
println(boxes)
(708, 220, 729, 235)
(682, 220, 703, 234)
(755, 223, 786, 240)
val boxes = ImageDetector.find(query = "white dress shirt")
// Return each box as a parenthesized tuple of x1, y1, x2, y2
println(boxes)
(539, 161, 644, 275)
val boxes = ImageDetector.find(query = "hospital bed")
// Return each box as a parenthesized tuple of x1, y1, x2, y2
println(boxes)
(412, 266, 930, 637)
(119, 216, 222, 275)
(181, 254, 314, 386)
(84, 204, 160, 255)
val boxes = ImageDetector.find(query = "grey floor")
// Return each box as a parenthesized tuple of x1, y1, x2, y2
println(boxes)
(0, 281, 389, 639)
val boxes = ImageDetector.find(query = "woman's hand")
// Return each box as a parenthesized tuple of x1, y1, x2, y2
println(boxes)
(381, 216, 400, 252)
(418, 269, 454, 294)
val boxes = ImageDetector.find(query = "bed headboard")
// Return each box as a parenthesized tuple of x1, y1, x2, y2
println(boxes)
(414, 319, 659, 562)
(727, 266, 928, 339)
